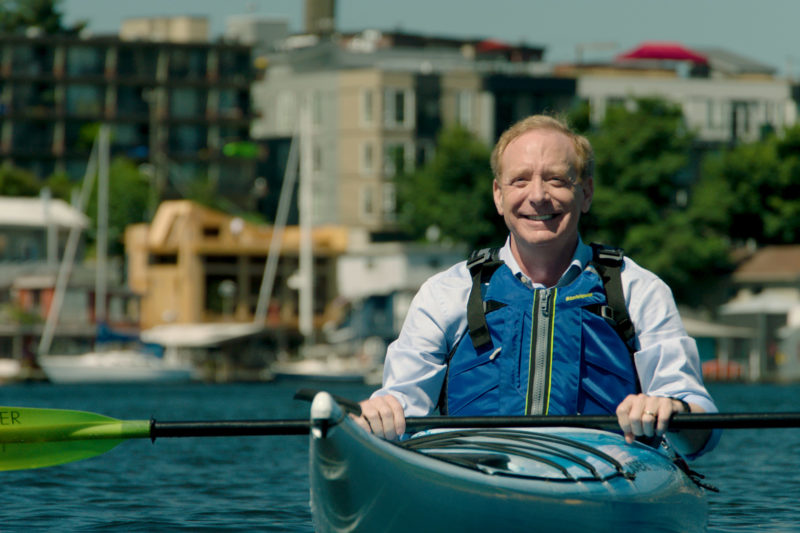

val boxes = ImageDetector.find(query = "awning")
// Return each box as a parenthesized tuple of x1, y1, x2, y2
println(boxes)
(682, 317, 755, 339)
(141, 323, 265, 348)
(719, 291, 800, 315)
(617, 42, 708, 64)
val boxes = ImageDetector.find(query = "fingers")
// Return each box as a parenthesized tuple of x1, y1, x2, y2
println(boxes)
(616, 394, 679, 444)
(357, 395, 406, 440)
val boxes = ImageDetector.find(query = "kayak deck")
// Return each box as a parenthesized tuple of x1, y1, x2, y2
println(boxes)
(401, 427, 644, 482)
(309, 392, 707, 533)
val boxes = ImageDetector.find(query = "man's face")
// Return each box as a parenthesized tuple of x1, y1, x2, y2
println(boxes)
(493, 128, 593, 255)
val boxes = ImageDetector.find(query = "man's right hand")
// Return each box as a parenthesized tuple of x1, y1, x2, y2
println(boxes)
(354, 394, 406, 440)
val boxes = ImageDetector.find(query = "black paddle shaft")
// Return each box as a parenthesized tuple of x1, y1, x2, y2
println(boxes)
(151, 420, 312, 439)
(148, 412, 800, 439)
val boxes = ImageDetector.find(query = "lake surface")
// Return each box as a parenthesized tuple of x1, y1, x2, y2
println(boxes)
(1, 381, 798, 532)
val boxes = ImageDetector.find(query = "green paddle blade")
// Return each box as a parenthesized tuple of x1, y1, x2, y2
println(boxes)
(0, 406, 151, 471)
(1, 438, 127, 471)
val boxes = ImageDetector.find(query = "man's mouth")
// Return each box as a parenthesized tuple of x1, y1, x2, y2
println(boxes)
(523, 214, 558, 221)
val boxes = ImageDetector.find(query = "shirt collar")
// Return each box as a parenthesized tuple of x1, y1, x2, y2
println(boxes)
(499, 236, 592, 289)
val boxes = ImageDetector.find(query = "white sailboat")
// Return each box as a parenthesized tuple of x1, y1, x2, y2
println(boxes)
(37, 125, 195, 384)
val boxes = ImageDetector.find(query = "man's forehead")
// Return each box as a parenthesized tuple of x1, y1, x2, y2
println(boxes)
(501, 154, 577, 176)
(504, 130, 577, 161)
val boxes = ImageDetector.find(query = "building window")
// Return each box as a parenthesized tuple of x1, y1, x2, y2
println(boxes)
(169, 48, 207, 79)
(361, 89, 374, 126)
(382, 183, 396, 223)
(360, 185, 374, 219)
(383, 141, 414, 177)
(65, 84, 104, 116)
(383, 88, 414, 128)
(117, 47, 158, 78)
(218, 88, 245, 118)
(312, 143, 323, 172)
(66, 46, 105, 76)
(169, 125, 207, 154)
(361, 141, 374, 175)
(276, 91, 296, 131)
(218, 50, 251, 79)
(311, 90, 324, 126)
(456, 90, 474, 128)
(113, 123, 146, 150)
(116, 85, 149, 116)
(170, 88, 207, 118)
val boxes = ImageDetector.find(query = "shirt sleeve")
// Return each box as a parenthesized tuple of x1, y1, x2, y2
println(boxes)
(370, 262, 472, 416)
(623, 258, 721, 458)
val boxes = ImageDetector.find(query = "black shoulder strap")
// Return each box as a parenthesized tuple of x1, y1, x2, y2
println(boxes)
(589, 243, 636, 353)
(465, 247, 504, 353)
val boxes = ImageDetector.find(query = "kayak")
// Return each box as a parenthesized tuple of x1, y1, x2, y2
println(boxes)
(309, 392, 707, 533)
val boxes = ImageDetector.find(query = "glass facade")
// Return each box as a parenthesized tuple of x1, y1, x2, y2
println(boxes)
(65, 84, 104, 116)
(170, 87, 207, 118)
(116, 85, 150, 116)
(0, 35, 255, 202)
(66, 46, 105, 77)
(169, 124, 207, 154)
(117, 46, 158, 78)
(169, 48, 207, 79)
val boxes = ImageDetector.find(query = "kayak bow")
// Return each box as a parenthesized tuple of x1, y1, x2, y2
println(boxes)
(308, 392, 708, 533)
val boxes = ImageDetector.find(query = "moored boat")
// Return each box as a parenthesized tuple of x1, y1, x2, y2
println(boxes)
(309, 392, 707, 533)
(38, 349, 195, 384)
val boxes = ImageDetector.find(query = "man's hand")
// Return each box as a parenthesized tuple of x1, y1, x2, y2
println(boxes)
(353, 394, 406, 440)
(616, 393, 712, 456)
(616, 393, 690, 444)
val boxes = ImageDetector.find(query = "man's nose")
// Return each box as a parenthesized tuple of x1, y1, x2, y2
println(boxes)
(525, 177, 549, 203)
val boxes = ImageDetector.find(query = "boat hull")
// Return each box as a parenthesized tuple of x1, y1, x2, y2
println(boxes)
(309, 392, 707, 533)
(39, 351, 195, 384)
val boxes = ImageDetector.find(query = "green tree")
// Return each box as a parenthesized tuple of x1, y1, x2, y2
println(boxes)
(0, 164, 41, 196)
(86, 157, 150, 257)
(696, 124, 800, 246)
(0, 0, 85, 34)
(395, 126, 504, 249)
(584, 98, 694, 247)
(582, 98, 734, 307)
(43, 171, 76, 201)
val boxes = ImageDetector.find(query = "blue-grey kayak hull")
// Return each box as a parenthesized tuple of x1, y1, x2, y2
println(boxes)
(309, 392, 707, 533)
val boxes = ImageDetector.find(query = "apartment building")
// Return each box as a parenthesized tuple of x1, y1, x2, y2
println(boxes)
(559, 42, 798, 144)
(250, 31, 574, 232)
(0, 26, 256, 205)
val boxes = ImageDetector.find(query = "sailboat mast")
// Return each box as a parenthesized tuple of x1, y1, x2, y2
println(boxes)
(298, 106, 314, 342)
(95, 125, 110, 325)
(37, 131, 101, 356)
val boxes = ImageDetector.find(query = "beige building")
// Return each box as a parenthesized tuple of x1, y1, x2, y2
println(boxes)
(120, 16, 210, 43)
(125, 200, 348, 330)
(250, 37, 571, 233)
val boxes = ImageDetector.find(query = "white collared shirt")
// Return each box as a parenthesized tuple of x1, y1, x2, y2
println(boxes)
(371, 236, 719, 455)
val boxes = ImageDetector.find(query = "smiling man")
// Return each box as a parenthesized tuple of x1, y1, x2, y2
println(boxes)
(356, 114, 719, 460)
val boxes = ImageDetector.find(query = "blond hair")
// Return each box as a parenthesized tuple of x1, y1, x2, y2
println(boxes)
(490, 114, 594, 182)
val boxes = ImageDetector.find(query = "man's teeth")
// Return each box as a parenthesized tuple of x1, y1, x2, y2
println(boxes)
(527, 214, 556, 221)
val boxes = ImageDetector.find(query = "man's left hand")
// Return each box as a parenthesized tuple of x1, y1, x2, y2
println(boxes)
(616, 393, 690, 444)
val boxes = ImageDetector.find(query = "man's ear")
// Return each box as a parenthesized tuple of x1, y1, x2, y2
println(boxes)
(492, 179, 504, 216)
(581, 176, 594, 213)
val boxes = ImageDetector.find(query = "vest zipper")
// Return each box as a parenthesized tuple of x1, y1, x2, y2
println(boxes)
(527, 287, 556, 415)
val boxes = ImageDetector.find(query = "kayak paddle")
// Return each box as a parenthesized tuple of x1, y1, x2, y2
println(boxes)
(2, 404, 800, 471)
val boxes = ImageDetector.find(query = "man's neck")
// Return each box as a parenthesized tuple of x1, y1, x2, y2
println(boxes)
(510, 236, 578, 288)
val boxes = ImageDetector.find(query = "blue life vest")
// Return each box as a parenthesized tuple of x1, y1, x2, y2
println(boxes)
(440, 247, 640, 417)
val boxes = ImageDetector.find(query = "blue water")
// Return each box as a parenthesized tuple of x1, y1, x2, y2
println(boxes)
(1, 381, 798, 532)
